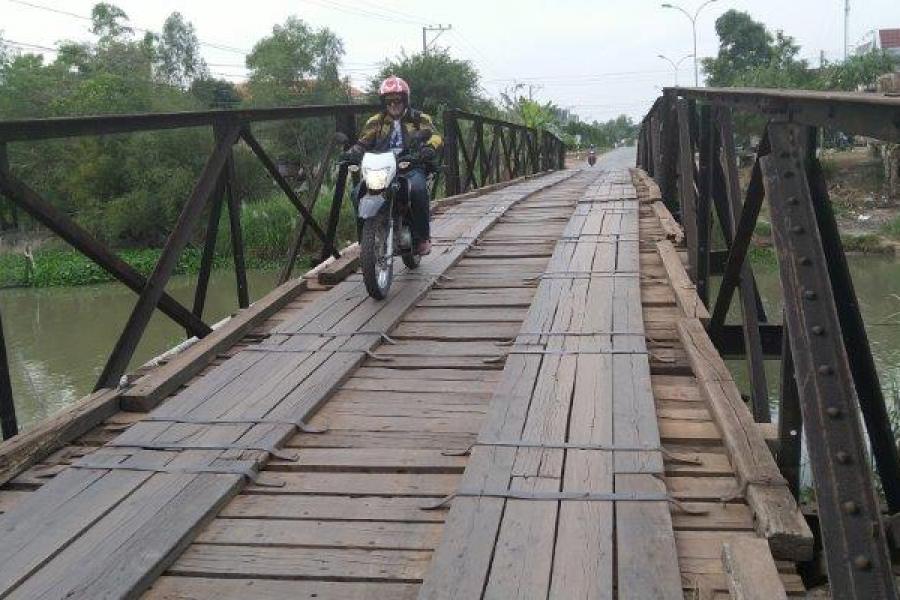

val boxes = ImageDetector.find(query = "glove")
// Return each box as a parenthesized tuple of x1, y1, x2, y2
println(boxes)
(342, 144, 364, 163)
(420, 145, 437, 162)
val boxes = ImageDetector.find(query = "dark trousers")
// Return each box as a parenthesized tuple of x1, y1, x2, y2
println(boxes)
(353, 167, 431, 241)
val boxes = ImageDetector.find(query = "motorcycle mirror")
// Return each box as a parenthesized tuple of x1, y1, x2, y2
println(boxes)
(398, 161, 411, 169)
(348, 164, 360, 173)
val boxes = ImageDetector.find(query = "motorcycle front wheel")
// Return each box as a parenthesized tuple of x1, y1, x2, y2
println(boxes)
(360, 210, 394, 300)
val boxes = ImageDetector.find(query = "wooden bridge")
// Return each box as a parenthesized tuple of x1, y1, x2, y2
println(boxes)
(0, 89, 898, 599)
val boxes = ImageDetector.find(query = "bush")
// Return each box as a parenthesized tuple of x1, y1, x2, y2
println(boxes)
(841, 233, 894, 254)
(881, 215, 900, 241)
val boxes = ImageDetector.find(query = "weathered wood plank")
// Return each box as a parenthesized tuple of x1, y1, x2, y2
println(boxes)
(657, 240, 710, 323)
(678, 318, 813, 560)
(722, 537, 789, 600)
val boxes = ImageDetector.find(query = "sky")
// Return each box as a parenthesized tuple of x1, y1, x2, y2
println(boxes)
(2, 0, 899, 123)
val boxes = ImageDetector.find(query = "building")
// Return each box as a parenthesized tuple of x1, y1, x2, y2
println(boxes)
(878, 29, 900, 60)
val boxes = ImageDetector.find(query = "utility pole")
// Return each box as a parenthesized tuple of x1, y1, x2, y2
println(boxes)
(844, 0, 850, 59)
(422, 24, 452, 55)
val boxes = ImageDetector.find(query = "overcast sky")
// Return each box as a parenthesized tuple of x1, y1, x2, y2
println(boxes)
(2, 0, 899, 123)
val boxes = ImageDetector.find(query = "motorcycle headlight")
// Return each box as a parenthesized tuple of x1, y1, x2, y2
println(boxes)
(362, 167, 391, 191)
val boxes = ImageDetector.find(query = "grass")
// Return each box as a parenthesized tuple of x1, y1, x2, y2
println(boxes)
(881, 215, 900, 241)
(840, 233, 894, 254)
(0, 185, 360, 288)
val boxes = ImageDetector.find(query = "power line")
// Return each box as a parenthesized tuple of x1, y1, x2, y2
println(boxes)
(298, 0, 425, 26)
(7, 0, 250, 54)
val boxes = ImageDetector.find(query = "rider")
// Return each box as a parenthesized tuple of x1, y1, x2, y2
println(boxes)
(347, 75, 442, 255)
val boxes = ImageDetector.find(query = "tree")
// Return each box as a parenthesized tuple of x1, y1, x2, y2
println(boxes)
(90, 3, 132, 43)
(371, 49, 481, 118)
(702, 10, 807, 87)
(247, 17, 343, 89)
(156, 12, 208, 88)
(816, 51, 899, 91)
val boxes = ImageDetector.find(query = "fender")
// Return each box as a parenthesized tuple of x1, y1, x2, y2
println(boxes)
(358, 193, 388, 219)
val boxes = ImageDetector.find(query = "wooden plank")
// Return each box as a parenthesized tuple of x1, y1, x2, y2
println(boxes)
(652, 201, 685, 243)
(248, 472, 459, 496)
(657, 240, 710, 323)
(196, 518, 443, 550)
(0, 389, 119, 488)
(722, 537, 789, 600)
(121, 277, 309, 411)
(169, 545, 432, 582)
(220, 494, 448, 522)
(678, 318, 813, 561)
(145, 577, 419, 600)
(615, 473, 683, 599)
(268, 447, 467, 472)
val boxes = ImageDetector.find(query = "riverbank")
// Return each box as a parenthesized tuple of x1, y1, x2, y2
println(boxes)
(0, 190, 357, 288)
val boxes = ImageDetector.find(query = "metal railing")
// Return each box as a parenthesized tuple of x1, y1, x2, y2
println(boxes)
(638, 87, 900, 600)
(442, 109, 566, 196)
(0, 105, 565, 441)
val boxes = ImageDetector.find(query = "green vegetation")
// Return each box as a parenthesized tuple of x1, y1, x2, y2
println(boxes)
(841, 233, 895, 254)
(703, 10, 898, 91)
(881, 215, 900, 240)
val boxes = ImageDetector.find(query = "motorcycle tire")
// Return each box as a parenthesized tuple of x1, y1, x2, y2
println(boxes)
(360, 211, 393, 300)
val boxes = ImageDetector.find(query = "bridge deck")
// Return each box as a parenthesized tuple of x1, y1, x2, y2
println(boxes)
(0, 151, 809, 599)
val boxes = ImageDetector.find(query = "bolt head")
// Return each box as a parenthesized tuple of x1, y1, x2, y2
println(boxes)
(799, 256, 812, 266)
(842, 501, 860, 514)
(818, 365, 833, 375)
(791, 225, 805, 234)
(854, 555, 872, 570)
(836, 451, 851, 464)
(804, 290, 817, 300)
(826, 406, 842, 418)
(811, 325, 825, 335)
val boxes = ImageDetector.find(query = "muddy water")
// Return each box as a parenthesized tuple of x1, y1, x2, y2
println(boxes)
(1, 269, 279, 431)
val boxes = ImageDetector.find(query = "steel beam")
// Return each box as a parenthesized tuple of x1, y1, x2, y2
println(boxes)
(0, 173, 211, 339)
(765, 121, 895, 600)
(97, 122, 241, 389)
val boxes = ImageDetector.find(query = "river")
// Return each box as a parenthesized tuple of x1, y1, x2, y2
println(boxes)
(1, 269, 279, 430)
(2, 256, 899, 443)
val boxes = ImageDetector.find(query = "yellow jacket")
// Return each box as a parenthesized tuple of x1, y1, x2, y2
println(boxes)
(356, 109, 443, 153)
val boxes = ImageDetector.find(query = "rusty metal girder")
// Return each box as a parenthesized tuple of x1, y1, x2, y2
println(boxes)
(764, 122, 896, 600)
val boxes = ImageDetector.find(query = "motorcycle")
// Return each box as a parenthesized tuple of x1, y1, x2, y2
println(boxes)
(347, 148, 433, 300)
(587, 151, 597, 166)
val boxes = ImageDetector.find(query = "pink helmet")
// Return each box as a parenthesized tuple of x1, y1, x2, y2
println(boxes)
(378, 75, 410, 105)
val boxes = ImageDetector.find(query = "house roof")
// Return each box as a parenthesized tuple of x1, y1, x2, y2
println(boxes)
(879, 28, 900, 49)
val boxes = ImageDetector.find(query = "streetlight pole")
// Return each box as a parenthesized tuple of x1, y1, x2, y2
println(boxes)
(661, 0, 719, 87)
(657, 53, 694, 86)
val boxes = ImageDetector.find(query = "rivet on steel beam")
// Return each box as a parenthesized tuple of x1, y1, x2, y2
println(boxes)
(854, 555, 872, 570)
(787, 196, 798, 205)
(811, 325, 825, 335)
(826, 406, 842, 418)
(799, 256, 812, 266)
(818, 364, 833, 375)
(784, 171, 795, 179)
(842, 501, 860, 514)
(836, 451, 851, 464)
(804, 290, 817, 300)
(791, 225, 804, 234)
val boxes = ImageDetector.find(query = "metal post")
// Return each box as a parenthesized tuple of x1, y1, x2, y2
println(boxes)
(0, 142, 16, 440)
(777, 321, 802, 497)
(696, 104, 713, 304)
(765, 121, 895, 600)
(442, 110, 460, 196)
(220, 123, 249, 309)
(804, 128, 900, 513)
(97, 122, 240, 389)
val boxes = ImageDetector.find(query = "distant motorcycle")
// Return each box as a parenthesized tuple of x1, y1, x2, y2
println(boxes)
(588, 151, 597, 166)
(346, 149, 433, 300)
